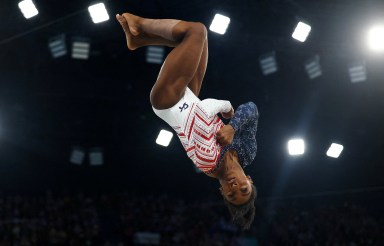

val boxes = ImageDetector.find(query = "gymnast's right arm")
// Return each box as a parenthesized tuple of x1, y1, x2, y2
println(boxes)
(198, 98, 234, 118)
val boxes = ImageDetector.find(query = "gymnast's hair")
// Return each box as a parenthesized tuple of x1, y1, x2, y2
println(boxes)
(223, 184, 257, 230)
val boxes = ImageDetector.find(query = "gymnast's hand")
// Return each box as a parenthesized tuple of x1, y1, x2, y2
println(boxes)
(221, 107, 234, 119)
(216, 125, 235, 146)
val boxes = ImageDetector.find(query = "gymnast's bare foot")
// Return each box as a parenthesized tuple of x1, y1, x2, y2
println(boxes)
(116, 13, 179, 50)
(116, 13, 142, 50)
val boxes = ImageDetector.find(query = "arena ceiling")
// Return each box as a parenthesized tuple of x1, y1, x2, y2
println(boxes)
(0, 0, 384, 199)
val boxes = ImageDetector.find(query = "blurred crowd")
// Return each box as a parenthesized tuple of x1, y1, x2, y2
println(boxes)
(0, 193, 245, 246)
(259, 199, 384, 246)
(0, 191, 382, 245)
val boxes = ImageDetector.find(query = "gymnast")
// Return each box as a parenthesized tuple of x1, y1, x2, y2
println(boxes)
(116, 12, 259, 230)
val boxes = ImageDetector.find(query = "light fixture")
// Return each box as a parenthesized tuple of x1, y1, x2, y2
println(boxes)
(18, 0, 38, 19)
(209, 14, 230, 35)
(348, 61, 366, 83)
(146, 46, 164, 64)
(326, 143, 344, 158)
(259, 52, 278, 75)
(305, 55, 322, 79)
(288, 139, 305, 156)
(367, 26, 384, 52)
(70, 147, 85, 165)
(292, 21, 311, 42)
(89, 148, 104, 166)
(156, 130, 173, 147)
(88, 3, 110, 24)
(48, 34, 67, 58)
(71, 37, 91, 60)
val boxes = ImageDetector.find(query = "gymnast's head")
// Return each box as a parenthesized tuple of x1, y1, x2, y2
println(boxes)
(217, 151, 257, 230)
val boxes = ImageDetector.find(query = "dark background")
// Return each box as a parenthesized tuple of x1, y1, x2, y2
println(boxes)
(0, 0, 384, 200)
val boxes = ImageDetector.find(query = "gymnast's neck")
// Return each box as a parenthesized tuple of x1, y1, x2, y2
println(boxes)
(206, 149, 242, 179)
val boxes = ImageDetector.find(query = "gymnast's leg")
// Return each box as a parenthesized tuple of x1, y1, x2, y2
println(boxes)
(116, 13, 208, 108)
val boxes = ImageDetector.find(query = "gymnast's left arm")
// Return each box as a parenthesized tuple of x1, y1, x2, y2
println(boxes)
(216, 102, 259, 146)
(228, 102, 259, 134)
(229, 102, 259, 165)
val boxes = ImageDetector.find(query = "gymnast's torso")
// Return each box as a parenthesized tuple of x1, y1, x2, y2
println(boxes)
(153, 87, 232, 173)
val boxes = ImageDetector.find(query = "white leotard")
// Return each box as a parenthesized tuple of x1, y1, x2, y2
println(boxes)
(153, 88, 232, 173)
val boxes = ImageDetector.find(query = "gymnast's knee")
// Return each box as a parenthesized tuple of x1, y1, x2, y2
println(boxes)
(174, 22, 207, 42)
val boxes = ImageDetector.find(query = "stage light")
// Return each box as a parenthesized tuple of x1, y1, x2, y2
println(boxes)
(209, 14, 230, 35)
(146, 46, 164, 64)
(88, 3, 109, 24)
(70, 147, 85, 165)
(71, 38, 90, 60)
(89, 148, 104, 166)
(48, 34, 67, 58)
(348, 61, 366, 83)
(259, 52, 278, 75)
(305, 55, 322, 79)
(368, 26, 384, 52)
(326, 143, 344, 158)
(18, 0, 38, 19)
(156, 130, 173, 147)
(292, 22, 311, 42)
(288, 139, 305, 156)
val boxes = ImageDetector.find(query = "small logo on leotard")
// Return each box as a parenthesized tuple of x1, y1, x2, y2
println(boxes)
(179, 103, 189, 112)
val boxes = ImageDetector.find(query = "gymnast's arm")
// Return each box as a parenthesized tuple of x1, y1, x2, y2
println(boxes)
(198, 98, 234, 118)
(229, 102, 259, 134)
(216, 102, 259, 146)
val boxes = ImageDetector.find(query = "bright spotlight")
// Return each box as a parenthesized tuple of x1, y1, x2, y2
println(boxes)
(326, 143, 343, 158)
(209, 14, 230, 35)
(368, 26, 384, 52)
(292, 22, 311, 42)
(288, 139, 305, 156)
(18, 0, 39, 19)
(156, 130, 173, 147)
(88, 3, 110, 24)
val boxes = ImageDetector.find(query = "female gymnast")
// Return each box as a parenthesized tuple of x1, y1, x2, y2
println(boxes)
(116, 12, 259, 230)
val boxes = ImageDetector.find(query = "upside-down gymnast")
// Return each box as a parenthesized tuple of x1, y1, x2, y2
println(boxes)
(116, 12, 259, 230)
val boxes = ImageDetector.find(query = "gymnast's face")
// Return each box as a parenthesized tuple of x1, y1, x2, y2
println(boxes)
(220, 175, 253, 205)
